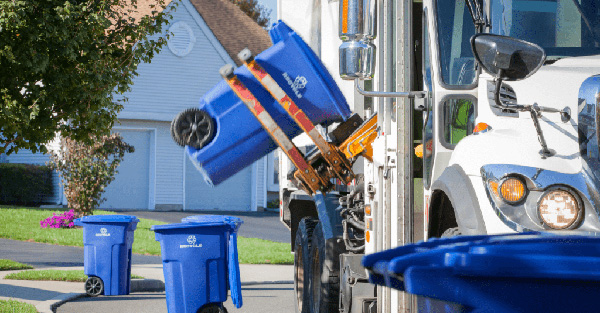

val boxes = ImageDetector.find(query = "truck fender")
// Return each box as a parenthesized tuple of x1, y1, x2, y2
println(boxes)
(431, 164, 487, 235)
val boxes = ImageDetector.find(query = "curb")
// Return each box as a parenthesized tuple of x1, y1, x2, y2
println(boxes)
(36, 293, 85, 313)
(48, 279, 293, 311)
(131, 278, 165, 292)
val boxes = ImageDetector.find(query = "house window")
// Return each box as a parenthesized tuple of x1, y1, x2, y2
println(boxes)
(267, 151, 279, 192)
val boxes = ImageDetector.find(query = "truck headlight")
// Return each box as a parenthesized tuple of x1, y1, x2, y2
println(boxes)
(538, 188, 582, 229)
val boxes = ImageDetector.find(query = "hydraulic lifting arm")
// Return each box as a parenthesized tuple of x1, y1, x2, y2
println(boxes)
(220, 49, 378, 195)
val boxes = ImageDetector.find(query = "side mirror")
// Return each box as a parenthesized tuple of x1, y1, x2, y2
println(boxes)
(471, 33, 546, 81)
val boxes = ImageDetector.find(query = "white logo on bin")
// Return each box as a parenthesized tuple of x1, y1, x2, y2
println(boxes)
(95, 227, 111, 237)
(282, 72, 307, 99)
(180, 235, 202, 249)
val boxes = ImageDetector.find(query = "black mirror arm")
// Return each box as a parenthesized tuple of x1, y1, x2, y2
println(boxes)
(529, 105, 554, 158)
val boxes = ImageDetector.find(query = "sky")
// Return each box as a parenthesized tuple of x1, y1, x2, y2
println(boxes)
(258, 0, 278, 25)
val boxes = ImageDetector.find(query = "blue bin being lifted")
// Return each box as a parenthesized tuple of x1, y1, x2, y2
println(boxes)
(362, 233, 600, 313)
(74, 215, 139, 296)
(186, 21, 352, 186)
(152, 215, 243, 313)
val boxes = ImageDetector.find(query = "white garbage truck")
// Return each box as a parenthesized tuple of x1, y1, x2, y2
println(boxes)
(275, 0, 600, 312)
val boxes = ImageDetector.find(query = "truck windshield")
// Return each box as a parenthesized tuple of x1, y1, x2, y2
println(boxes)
(490, 0, 600, 58)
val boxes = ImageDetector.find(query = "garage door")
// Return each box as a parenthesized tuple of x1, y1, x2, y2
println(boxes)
(101, 130, 151, 210)
(185, 157, 252, 211)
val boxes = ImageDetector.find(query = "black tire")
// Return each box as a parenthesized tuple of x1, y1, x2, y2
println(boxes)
(85, 276, 104, 297)
(198, 303, 228, 313)
(294, 218, 317, 313)
(309, 224, 340, 313)
(441, 227, 461, 238)
(171, 108, 215, 149)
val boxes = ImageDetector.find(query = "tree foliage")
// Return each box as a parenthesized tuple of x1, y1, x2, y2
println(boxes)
(230, 0, 272, 29)
(0, 0, 171, 155)
(48, 134, 134, 216)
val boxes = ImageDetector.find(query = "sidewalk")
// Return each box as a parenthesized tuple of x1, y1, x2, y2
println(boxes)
(0, 263, 293, 313)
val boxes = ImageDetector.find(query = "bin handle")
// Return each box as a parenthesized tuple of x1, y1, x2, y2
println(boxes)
(229, 231, 243, 308)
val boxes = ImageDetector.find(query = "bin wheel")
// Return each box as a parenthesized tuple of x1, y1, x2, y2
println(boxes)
(197, 303, 228, 313)
(294, 217, 317, 313)
(171, 108, 215, 149)
(85, 276, 104, 297)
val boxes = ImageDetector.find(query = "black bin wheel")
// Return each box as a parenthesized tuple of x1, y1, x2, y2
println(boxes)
(198, 303, 228, 313)
(85, 276, 104, 297)
(171, 108, 215, 149)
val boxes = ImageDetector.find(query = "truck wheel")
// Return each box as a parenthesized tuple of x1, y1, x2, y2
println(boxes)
(85, 276, 104, 297)
(309, 224, 340, 313)
(294, 218, 317, 313)
(441, 227, 461, 237)
(171, 108, 215, 149)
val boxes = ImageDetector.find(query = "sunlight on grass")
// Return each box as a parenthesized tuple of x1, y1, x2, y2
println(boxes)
(0, 299, 37, 313)
(0, 259, 33, 271)
(0, 206, 293, 264)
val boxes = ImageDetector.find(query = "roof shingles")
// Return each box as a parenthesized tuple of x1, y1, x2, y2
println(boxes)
(188, 0, 273, 66)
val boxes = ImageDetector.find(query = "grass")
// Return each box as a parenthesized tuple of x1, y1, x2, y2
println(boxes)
(0, 299, 37, 313)
(0, 206, 293, 264)
(0, 259, 33, 271)
(4, 269, 143, 282)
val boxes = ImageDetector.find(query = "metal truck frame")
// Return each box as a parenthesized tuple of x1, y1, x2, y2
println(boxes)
(277, 0, 600, 312)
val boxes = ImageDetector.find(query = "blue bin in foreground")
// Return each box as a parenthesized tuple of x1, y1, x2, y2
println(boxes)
(74, 215, 139, 296)
(186, 20, 351, 186)
(152, 215, 243, 313)
(363, 233, 600, 312)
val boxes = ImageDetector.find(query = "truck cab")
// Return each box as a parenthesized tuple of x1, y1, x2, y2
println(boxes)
(423, 0, 600, 238)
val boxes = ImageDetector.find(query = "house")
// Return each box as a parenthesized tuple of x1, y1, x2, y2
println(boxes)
(3, 0, 279, 211)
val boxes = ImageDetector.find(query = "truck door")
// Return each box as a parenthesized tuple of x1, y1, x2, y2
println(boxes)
(422, 0, 479, 212)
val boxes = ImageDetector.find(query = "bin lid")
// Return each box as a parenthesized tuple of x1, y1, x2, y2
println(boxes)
(363, 232, 600, 286)
(74, 214, 139, 225)
(182, 215, 243, 232)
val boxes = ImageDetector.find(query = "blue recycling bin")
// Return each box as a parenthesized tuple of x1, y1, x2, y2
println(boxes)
(74, 214, 139, 296)
(186, 20, 352, 186)
(152, 215, 243, 313)
(363, 232, 600, 312)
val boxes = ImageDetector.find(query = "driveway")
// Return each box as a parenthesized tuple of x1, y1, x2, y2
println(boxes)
(128, 210, 291, 244)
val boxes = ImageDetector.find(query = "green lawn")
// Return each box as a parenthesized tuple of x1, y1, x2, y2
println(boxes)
(0, 259, 33, 271)
(0, 206, 293, 264)
(0, 299, 37, 313)
(4, 269, 143, 282)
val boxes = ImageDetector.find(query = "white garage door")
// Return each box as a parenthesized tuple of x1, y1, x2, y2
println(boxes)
(185, 157, 253, 211)
(101, 130, 151, 210)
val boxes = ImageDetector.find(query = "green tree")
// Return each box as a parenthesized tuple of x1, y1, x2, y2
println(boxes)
(48, 134, 134, 217)
(0, 0, 172, 155)
(230, 0, 272, 29)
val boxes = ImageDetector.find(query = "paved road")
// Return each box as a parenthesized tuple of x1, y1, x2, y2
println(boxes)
(0, 238, 161, 268)
(129, 210, 291, 244)
(57, 284, 295, 313)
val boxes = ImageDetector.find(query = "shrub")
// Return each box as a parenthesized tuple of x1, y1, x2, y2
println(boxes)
(48, 134, 134, 217)
(40, 209, 76, 229)
(0, 163, 53, 205)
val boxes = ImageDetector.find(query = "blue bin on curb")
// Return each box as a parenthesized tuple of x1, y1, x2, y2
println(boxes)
(186, 20, 352, 186)
(362, 232, 600, 312)
(152, 215, 243, 313)
(74, 215, 139, 296)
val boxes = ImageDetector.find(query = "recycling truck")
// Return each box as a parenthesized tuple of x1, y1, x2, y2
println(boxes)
(170, 0, 600, 312)
(273, 0, 600, 313)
